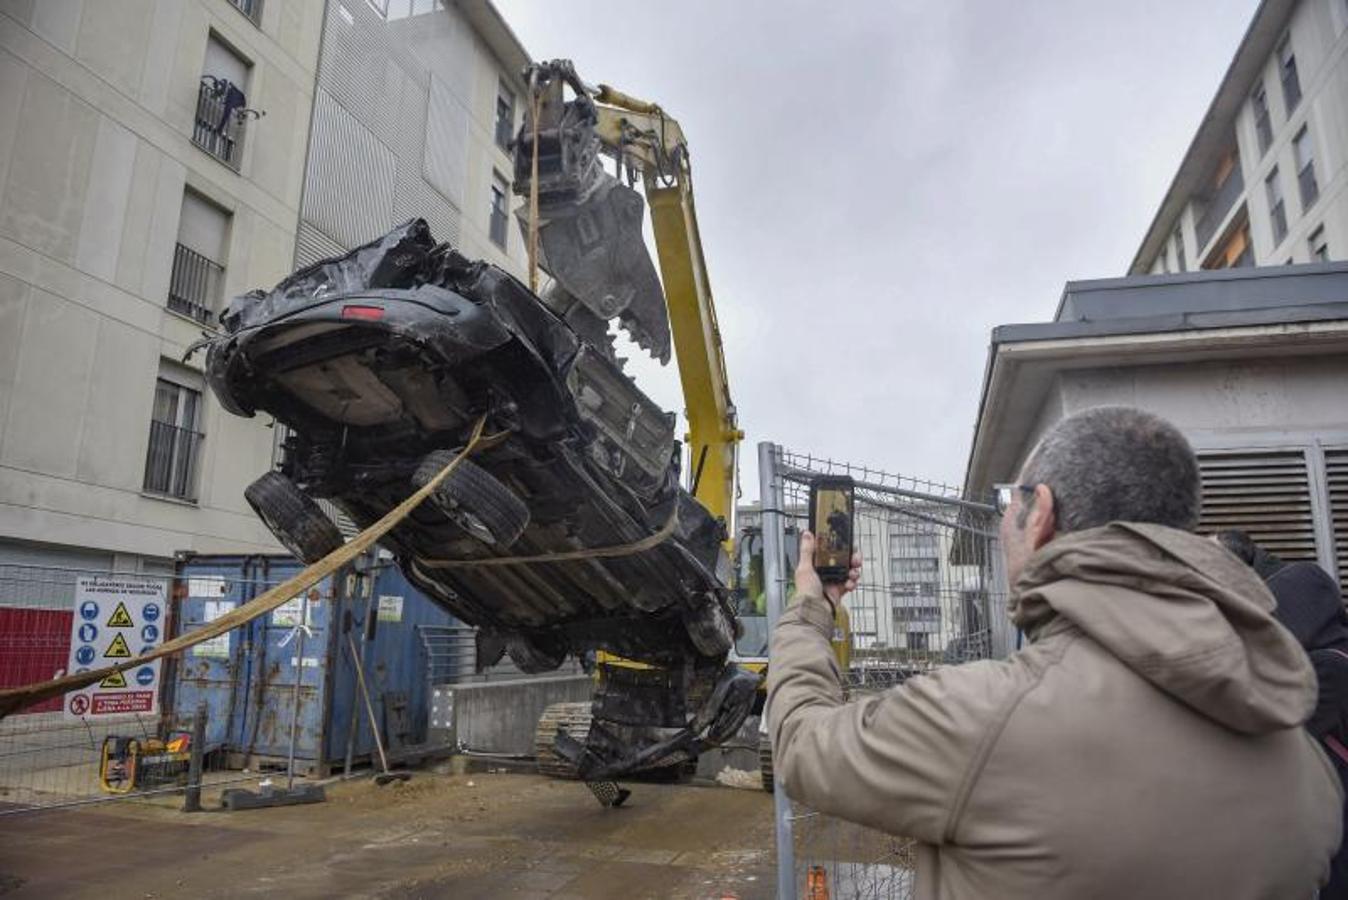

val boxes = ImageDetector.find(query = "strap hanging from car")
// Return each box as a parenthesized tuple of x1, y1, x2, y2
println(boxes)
(0, 415, 495, 719)
(415, 502, 680, 570)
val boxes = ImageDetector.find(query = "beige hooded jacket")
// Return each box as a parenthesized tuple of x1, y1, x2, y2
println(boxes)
(768, 522, 1342, 899)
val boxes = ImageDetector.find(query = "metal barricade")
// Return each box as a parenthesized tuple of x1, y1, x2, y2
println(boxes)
(758, 443, 1008, 899)
(0, 564, 264, 815)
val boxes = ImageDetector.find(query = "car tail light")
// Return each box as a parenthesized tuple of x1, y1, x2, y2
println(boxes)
(341, 304, 384, 321)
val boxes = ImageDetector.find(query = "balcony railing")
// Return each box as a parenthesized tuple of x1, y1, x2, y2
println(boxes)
(143, 420, 204, 502)
(227, 0, 264, 25)
(192, 79, 247, 170)
(168, 243, 223, 324)
(1194, 165, 1245, 254)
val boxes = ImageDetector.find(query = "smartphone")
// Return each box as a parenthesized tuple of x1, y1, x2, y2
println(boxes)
(809, 476, 855, 584)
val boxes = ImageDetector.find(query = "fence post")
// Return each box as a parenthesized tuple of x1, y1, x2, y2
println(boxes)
(183, 701, 207, 812)
(759, 441, 796, 900)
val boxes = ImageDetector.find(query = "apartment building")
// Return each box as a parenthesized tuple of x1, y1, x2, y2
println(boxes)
(1132, 0, 1348, 274)
(294, 0, 529, 277)
(0, 0, 325, 574)
(0, 0, 532, 576)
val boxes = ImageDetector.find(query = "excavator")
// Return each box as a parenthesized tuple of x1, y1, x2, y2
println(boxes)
(512, 60, 849, 787)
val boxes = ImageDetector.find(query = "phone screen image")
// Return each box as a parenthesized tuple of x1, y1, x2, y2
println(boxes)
(812, 485, 854, 572)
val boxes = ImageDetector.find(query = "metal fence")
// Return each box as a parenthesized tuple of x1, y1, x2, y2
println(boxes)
(757, 443, 1008, 899)
(0, 564, 307, 816)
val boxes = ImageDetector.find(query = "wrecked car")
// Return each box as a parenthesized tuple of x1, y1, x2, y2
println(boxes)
(199, 220, 755, 778)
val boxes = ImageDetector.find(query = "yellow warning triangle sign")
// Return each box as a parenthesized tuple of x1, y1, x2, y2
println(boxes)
(100, 669, 127, 688)
(106, 602, 134, 628)
(104, 633, 132, 659)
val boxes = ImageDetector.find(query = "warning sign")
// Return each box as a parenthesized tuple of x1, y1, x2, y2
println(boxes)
(106, 602, 134, 628)
(64, 576, 165, 720)
(104, 633, 132, 658)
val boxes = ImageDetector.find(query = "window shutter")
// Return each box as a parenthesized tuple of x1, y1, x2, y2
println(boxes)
(1325, 448, 1348, 585)
(1196, 449, 1317, 562)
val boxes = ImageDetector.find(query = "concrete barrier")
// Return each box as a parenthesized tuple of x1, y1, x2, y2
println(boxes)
(431, 675, 593, 755)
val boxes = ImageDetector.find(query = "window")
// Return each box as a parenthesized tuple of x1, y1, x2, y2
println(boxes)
(891, 582, 937, 601)
(378, 0, 439, 19)
(1172, 227, 1186, 272)
(1278, 35, 1301, 112)
(144, 373, 204, 501)
(905, 632, 929, 651)
(1265, 168, 1287, 245)
(889, 533, 938, 557)
(495, 81, 515, 152)
(489, 171, 509, 249)
(1293, 126, 1318, 210)
(1203, 218, 1253, 270)
(169, 191, 229, 324)
(226, 0, 263, 26)
(1309, 226, 1329, 262)
(1251, 83, 1272, 155)
(194, 36, 252, 170)
(891, 557, 939, 578)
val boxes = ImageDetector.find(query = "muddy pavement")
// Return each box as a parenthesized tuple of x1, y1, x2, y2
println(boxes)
(0, 772, 776, 899)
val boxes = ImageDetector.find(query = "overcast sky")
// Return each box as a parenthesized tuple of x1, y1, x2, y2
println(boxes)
(494, 0, 1258, 499)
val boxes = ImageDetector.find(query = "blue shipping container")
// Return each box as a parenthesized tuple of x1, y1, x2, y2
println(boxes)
(166, 554, 459, 774)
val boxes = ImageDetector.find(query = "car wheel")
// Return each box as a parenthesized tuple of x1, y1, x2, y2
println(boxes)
(681, 598, 734, 657)
(412, 452, 530, 547)
(244, 471, 344, 564)
(507, 633, 568, 674)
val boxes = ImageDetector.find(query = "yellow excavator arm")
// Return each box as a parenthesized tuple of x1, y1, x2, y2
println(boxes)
(589, 85, 743, 539)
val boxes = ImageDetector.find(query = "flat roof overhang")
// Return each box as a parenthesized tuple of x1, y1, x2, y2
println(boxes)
(963, 318, 1348, 499)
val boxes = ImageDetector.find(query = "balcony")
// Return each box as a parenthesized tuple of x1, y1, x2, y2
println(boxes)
(227, 0, 264, 26)
(192, 79, 248, 171)
(1194, 165, 1244, 254)
(143, 420, 204, 502)
(167, 243, 224, 325)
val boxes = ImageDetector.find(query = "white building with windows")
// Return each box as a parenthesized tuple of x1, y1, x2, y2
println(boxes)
(1132, 0, 1348, 274)
(0, 0, 531, 576)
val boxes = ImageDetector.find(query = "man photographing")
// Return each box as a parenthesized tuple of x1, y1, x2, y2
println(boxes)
(768, 406, 1340, 899)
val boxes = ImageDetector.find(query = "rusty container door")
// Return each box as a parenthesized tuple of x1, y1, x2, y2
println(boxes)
(170, 556, 344, 770)
(324, 561, 460, 761)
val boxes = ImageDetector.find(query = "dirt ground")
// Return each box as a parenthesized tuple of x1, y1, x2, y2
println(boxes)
(0, 771, 777, 899)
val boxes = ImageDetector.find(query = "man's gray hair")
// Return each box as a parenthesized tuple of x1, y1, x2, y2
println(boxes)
(1020, 406, 1201, 533)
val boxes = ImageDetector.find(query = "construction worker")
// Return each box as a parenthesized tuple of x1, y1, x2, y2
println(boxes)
(768, 406, 1341, 899)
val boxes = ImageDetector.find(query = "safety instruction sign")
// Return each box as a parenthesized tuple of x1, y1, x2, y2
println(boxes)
(377, 595, 403, 623)
(64, 576, 165, 720)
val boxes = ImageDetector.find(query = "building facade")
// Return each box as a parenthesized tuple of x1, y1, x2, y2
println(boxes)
(0, 0, 325, 574)
(1132, 0, 1348, 275)
(0, 0, 532, 576)
(293, 0, 529, 277)
(963, 266, 1348, 592)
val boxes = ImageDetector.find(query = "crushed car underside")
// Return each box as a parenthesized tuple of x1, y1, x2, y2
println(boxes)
(200, 220, 756, 779)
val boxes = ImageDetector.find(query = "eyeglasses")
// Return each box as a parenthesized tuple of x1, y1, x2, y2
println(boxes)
(993, 483, 1036, 516)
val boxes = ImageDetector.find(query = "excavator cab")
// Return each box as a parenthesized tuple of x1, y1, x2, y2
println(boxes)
(730, 524, 851, 673)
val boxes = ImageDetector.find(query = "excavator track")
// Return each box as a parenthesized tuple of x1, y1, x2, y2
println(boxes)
(534, 701, 593, 779)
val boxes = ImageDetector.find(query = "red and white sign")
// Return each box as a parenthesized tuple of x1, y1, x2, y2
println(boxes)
(64, 576, 165, 720)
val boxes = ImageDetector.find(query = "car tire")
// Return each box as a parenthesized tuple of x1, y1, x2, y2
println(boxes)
(412, 452, 530, 548)
(681, 598, 734, 657)
(244, 471, 345, 564)
(507, 633, 568, 674)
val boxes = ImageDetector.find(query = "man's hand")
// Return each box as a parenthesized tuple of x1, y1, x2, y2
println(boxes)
(796, 531, 862, 610)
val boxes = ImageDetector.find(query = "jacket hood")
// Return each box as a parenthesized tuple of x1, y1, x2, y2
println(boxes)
(1010, 522, 1316, 734)
(1266, 561, 1348, 652)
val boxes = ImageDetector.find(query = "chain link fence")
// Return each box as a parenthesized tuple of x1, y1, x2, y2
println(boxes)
(0, 563, 308, 816)
(758, 444, 1008, 899)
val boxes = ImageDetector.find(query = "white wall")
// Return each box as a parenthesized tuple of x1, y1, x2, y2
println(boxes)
(0, 0, 324, 565)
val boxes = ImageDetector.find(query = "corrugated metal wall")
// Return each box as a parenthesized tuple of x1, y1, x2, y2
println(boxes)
(297, 0, 471, 260)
